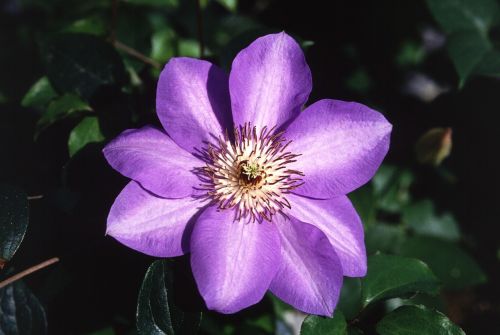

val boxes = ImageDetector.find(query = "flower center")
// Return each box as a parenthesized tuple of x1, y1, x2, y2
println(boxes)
(198, 123, 304, 222)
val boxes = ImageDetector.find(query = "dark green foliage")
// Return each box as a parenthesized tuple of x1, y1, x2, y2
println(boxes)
(42, 34, 127, 99)
(361, 254, 440, 307)
(137, 260, 202, 335)
(0, 280, 47, 335)
(376, 305, 465, 335)
(300, 312, 347, 335)
(0, 184, 28, 266)
(427, 0, 500, 85)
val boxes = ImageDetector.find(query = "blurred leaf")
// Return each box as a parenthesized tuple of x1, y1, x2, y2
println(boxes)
(349, 184, 376, 225)
(399, 237, 487, 289)
(21, 77, 57, 109)
(337, 278, 362, 320)
(214, 0, 237, 12)
(426, 0, 499, 34)
(68, 116, 104, 157)
(0, 280, 47, 335)
(43, 33, 126, 99)
(376, 305, 465, 335)
(346, 68, 372, 94)
(415, 128, 452, 166)
(426, 0, 500, 84)
(62, 15, 107, 36)
(36, 94, 92, 139)
(241, 314, 274, 334)
(365, 223, 406, 254)
(361, 254, 440, 307)
(0, 184, 29, 268)
(472, 49, 500, 75)
(137, 260, 202, 335)
(269, 292, 294, 317)
(402, 200, 460, 241)
(396, 41, 425, 67)
(178, 39, 201, 58)
(300, 312, 347, 335)
(447, 30, 495, 86)
(372, 165, 414, 213)
(123, 0, 178, 7)
(151, 28, 176, 63)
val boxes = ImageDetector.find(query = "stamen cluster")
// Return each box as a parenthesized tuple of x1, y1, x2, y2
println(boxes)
(199, 123, 304, 222)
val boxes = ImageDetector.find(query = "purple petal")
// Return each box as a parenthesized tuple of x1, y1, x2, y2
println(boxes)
(286, 99, 392, 198)
(156, 57, 232, 152)
(190, 207, 281, 313)
(229, 32, 312, 130)
(288, 193, 366, 277)
(269, 216, 343, 316)
(103, 126, 201, 198)
(107, 181, 206, 257)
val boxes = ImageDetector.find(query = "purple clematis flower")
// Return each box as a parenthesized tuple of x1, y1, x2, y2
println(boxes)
(103, 32, 391, 316)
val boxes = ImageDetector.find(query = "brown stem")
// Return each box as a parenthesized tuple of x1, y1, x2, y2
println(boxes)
(0, 257, 59, 289)
(113, 40, 161, 69)
(195, 0, 204, 58)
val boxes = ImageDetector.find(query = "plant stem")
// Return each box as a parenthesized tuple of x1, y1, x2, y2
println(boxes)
(113, 40, 161, 69)
(0, 257, 59, 289)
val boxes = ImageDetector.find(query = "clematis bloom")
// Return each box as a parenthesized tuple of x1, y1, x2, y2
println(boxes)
(103, 32, 391, 316)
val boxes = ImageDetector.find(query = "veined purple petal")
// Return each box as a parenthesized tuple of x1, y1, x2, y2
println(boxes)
(288, 193, 366, 277)
(190, 207, 281, 313)
(269, 216, 343, 317)
(103, 126, 201, 198)
(156, 57, 232, 152)
(286, 99, 392, 198)
(229, 32, 312, 130)
(107, 181, 206, 257)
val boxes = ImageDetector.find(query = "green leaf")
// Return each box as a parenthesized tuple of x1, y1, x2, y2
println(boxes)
(426, 0, 500, 84)
(447, 30, 492, 85)
(42, 33, 126, 99)
(0, 184, 29, 267)
(402, 200, 460, 241)
(214, 0, 238, 12)
(68, 116, 105, 157)
(349, 184, 376, 225)
(372, 165, 414, 213)
(137, 260, 202, 335)
(472, 49, 500, 76)
(123, 0, 178, 6)
(365, 223, 406, 254)
(376, 305, 465, 335)
(21, 77, 57, 109)
(385, 293, 446, 315)
(0, 280, 47, 335)
(62, 15, 107, 36)
(337, 278, 362, 320)
(399, 236, 487, 289)
(426, 0, 500, 34)
(36, 94, 92, 139)
(300, 312, 347, 335)
(361, 254, 440, 307)
(150, 28, 176, 63)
